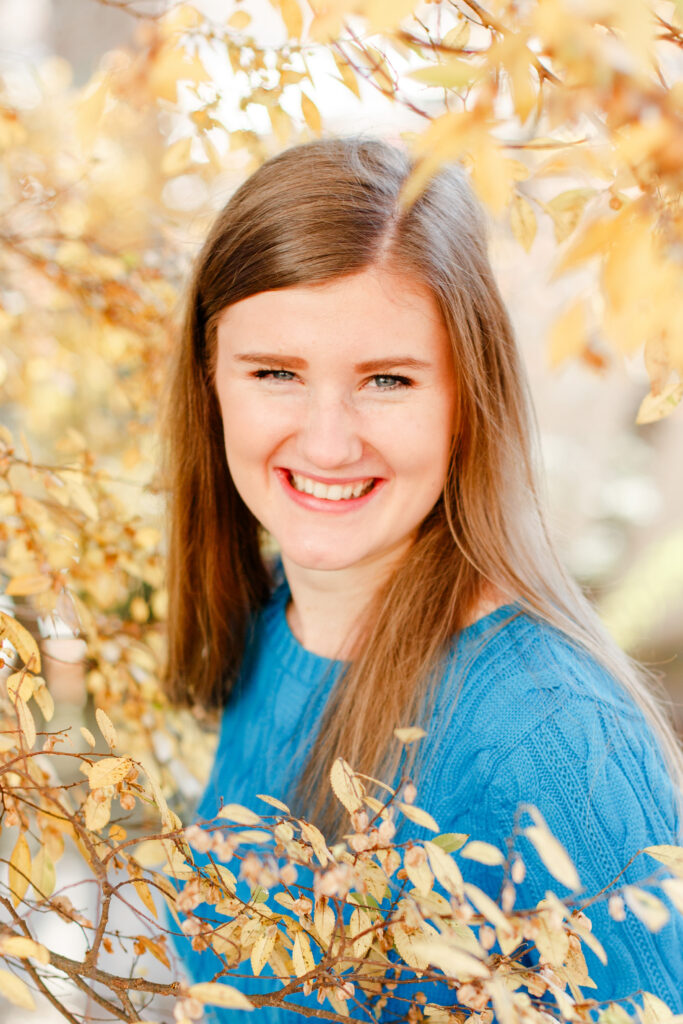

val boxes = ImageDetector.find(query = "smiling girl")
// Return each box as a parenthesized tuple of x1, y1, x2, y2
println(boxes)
(164, 137, 682, 1015)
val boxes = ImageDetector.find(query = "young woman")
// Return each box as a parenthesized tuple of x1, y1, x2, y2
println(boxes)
(164, 137, 682, 1017)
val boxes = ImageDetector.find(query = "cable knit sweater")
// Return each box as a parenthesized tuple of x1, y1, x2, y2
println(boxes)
(171, 581, 683, 1020)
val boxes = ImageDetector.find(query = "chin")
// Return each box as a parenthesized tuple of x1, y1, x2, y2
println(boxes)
(281, 545, 368, 573)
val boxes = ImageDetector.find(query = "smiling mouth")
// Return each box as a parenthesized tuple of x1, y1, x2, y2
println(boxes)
(287, 471, 376, 501)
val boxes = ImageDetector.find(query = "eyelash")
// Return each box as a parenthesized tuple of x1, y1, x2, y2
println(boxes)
(252, 370, 414, 390)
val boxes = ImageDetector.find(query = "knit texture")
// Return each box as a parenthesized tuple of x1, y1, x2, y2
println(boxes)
(171, 581, 683, 1021)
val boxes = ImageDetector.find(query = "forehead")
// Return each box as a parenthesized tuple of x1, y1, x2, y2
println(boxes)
(215, 267, 450, 359)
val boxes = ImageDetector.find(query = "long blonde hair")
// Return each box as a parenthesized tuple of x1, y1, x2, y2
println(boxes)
(163, 136, 682, 833)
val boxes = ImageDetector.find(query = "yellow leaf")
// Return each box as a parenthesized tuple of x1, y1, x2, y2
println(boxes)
(425, 840, 464, 897)
(350, 907, 374, 958)
(314, 899, 336, 948)
(292, 931, 315, 977)
(95, 707, 118, 749)
(277, 0, 304, 39)
(394, 726, 426, 744)
(443, 21, 470, 49)
(0, 611, 41, 671)
(460, 841, 505, 867)
(534, 913, 569, 965)
(84, 793, 112, 832)
(300, 821, 330, 866)
(638, 992, 677, 1024)
(464, 883, 513, 937)
(469, 136, 516, 215)
(0, 936, 49, 964)
(410, 937, 489, 980)
(88, 756, 133, 789)
(405, 855, 435, 896)
(251, 926, 277, 976)
(544, 187, 595, 245)
(366, 0, 416, 32)
(0, 968, 35, 1010)
(623, 886, 669, 932)
(31, 847, 56, 899)
(257, 793, 290, 813)
(16, 698, 36, 750)
(189, 982, 254, 1010)
(33, 682, 54, 722)
(9, 834, 31, 907)
(510, 193, 537, 252)
(525, 822, 580, 890)
(636, 382, 683, 425)
(333, 52, 360, 99)
(161, 136, 194, 177)
(130, 876, 157, 919)
(6, 671, 34, 703)
(80, 726, 96, 748)
(228, 9, 251, 30)
(392, 924, 429, 972)
(661, 877, 683, 915)
(330, 758, 364, 815)
(301, 93, 322, 134)
(548, 301, 587, 368)
(398, 803, 439, 832)
(409, 59, 477, 90)
(217, 803, 262, 826)
(5, 574, 51, 597)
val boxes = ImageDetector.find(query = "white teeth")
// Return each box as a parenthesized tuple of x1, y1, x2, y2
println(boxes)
(289, 473, 374, 501)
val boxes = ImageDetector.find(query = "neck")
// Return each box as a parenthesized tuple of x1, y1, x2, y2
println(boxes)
(281, 543, 411, 658)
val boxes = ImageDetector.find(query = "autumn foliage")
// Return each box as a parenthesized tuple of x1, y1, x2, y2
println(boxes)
(1, 0, 682, 1021)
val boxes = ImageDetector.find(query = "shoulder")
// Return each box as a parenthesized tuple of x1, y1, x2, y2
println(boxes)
(426, 606, 680, 851)
(437, 605, 641, 742)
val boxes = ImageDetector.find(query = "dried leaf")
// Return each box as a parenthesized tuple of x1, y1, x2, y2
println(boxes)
(292, 930, 315, 977)
(16, 698, 36, 749)
(525, 822, 580, 890)
(394, 726, 426, 744)
(638, 992, 676, 1024)
(0, 936, 50, 964)
(398, 803, 439, 832)
(95, 707, 118, 749)
(257, 793, 290, 813)
(464, 883, 512, 937)
(301, 93, 322, 134)
(333, 52, 361, 99)
(5, 574, 51, 596)
(510, 193, 537, 252)
(189, 982, 254, 1010)
(644, 844, 683, 878)
(460, 841, 505, 866)
(392, 924, 429, 972)
(217, 803, 262, 826)
(0, 969, 35, 1009)
(623, 886, 669, 932)
(549, 301, 588, 368)
(350, 906, 373, 958)
(251, 926, 277, 976)
(0, 611, 41, 671)
(330, 758, 364, 814)
(636, 382, 683, 425)
(84, 792, 112, 832)
(32, 681, 54, 722)
(425, 840, 464, 897)
(31, 847, 56, 899)
(314, 899, 336, 948)
(6, 671, 34, 703)
(301, 821, 330, 866)
(133, 877, 158, 919)
(8, 834, 31, 907)
(88, 757, 133, 789)
(80, 726, 97, 748)
(277, 0, 303, 38)
(410, 937, 489, 980)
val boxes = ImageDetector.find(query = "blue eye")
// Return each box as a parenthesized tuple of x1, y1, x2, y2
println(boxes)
(369, 374, 413, 390)
(253, 369, 296, 381)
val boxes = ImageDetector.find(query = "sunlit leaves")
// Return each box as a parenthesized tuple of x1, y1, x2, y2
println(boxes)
(188, 982, 254, 1010)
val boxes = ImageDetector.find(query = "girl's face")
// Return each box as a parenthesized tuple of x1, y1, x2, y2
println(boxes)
(214, 267, 457, 576)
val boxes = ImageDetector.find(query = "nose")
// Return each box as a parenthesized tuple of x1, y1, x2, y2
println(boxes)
(296, 391, 363, 469)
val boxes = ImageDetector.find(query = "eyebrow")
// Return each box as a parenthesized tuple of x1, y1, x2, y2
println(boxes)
(234, 353, 432, 372)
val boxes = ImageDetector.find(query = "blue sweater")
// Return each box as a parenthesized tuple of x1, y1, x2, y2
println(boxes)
(171, 582, 683, 1019)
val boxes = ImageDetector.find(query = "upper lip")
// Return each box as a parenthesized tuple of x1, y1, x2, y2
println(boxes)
(279, 468, 379, 485)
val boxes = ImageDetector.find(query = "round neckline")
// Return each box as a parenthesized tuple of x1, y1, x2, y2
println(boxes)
(264, 578, 522, 685)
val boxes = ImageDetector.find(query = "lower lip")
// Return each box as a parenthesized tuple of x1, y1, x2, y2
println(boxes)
(275, 469, 385, 513)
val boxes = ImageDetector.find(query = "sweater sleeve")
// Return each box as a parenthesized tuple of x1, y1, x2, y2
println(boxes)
(463, 665, 683, 1009)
